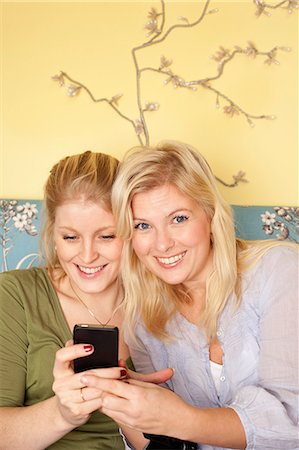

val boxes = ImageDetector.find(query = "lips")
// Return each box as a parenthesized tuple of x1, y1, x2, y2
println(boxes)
(156, 251, 186, 266)
(77, 264, 106, 274)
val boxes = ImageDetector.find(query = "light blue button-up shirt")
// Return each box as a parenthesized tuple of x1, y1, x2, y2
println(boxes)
(127, 246, 298, 449)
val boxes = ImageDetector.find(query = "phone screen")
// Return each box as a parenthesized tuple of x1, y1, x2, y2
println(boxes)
(73, 324, 119, 373)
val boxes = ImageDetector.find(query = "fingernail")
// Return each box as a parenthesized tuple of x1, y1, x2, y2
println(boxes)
(83, 345, 93, 352)
(120, 369, 127, 378)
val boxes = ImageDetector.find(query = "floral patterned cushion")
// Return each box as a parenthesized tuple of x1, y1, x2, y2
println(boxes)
(0, 199, 298, 272)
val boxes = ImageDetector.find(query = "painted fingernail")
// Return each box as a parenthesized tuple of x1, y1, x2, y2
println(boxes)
(83, 345, 93, 352)
(120, 369, 127, 378)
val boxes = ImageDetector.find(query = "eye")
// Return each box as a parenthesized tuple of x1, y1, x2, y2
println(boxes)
(101, 234, 115, 240)
(173, 215, 189, 224)
(63, 235, 77, 241)
(134, 222, 150, 231)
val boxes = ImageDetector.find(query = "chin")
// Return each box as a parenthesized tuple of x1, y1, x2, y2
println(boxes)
(157, 273, 185, 285)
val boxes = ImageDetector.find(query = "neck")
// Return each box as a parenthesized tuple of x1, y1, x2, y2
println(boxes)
(178, 283, 206, 325)
(183, 281, 206, 303)
(65, 276, 122, 310)
(67, 277, 124, 327)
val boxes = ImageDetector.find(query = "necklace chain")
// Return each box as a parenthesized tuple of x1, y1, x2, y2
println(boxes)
(69, 281, 123, 327)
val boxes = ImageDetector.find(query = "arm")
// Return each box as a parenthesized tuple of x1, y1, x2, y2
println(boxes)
(80, 375, 246, 448)
(0, 337, 130, 449)
(227, 246, 299, 448)
(115, 357, 174, 450)
(80, 247, 299, 449)
(80, 336, 245, 448)
(0, 398, 76, 450)
(0, 272, 120, 448)
(119, 427, 149, 450)
(54, 345, 151, 450)
(0, 272, 76, 449)
(117, 336, 173, 449)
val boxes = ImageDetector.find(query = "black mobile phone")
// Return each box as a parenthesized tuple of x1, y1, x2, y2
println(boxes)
(73, 324, 119, 373)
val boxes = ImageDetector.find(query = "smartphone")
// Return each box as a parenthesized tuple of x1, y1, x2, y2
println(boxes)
(73, 324, 119, 373)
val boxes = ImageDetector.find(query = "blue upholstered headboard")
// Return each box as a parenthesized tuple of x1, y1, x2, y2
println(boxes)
(0, 199, 298, 272)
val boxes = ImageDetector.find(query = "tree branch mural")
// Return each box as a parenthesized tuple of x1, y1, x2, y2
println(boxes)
(52, 0, 297, 187)
(254, 0, 298, 16)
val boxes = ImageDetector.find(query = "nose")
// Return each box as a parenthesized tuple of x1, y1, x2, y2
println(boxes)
(155, 228, 175, 253)
(79, 240, 99, 264)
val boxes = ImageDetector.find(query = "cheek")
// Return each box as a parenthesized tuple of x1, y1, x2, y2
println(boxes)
(107, 240, 123, 261)
(55, 242, 73, 261)
(188, 222, 211, 248)
(132, 235, 149, 257)
(54, 234, 68, 257)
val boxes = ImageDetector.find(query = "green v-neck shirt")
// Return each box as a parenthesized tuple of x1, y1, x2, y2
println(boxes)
(0, 267, 125, 449)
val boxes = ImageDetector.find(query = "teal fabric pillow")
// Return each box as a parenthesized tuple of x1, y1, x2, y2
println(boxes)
(0, 199, 297, 272)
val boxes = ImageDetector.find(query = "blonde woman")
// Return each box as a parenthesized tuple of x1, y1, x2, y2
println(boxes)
(82, 141, 298, 449)
(0, 151, 170, 450)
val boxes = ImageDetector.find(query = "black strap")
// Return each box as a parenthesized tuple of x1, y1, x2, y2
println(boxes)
(143, 433, 197, 449)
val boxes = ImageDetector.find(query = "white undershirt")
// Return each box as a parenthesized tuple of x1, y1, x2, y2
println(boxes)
(210, 360, 223, 396)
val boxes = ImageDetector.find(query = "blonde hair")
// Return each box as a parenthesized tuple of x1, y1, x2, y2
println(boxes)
(42, 151, 119, 273)
(112, 140, 290, 341)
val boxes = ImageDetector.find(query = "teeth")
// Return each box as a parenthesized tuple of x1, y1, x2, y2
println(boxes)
(157, 252, 185, 265)
(78, 265, 102, 274)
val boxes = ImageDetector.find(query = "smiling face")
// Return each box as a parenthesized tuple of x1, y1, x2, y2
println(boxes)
(131, 184, 213, 291)
(53, 199, 123, 298)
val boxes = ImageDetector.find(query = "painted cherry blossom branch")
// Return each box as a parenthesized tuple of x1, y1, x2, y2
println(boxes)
(130, 0, 214, 145)
(141, 42, 290, 127)
(254, 0, 298, 17)
(52, 0, 216, 147)
(52, 0, 295, 187)
(215, 171, 248, 188)
(52, 71, 144, 146)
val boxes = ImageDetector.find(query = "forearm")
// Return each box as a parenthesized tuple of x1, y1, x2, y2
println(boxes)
(81, 374, 246, 448)
(171, 405, 246, 449)
(120, 425, 149, 450)
(0, 396, 75, 449)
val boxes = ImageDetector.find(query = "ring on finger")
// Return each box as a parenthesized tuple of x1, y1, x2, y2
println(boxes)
(80, 387, 86, 402)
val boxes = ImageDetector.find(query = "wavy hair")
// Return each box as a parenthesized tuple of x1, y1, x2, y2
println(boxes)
(112, 140, 287, 341)
(41, 151, 119, 274)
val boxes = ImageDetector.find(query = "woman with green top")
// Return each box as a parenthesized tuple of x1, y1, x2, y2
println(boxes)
(0, 150, 171, 450)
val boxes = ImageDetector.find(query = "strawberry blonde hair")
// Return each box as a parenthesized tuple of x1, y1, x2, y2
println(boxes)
(42, 151, 119, 273)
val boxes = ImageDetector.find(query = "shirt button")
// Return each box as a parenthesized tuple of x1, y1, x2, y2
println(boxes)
(220, 376, 226, 382)
(216, 330, 222, 336)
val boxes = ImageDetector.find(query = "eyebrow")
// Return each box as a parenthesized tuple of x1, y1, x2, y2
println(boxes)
(167, 208, 192, 217)
(133, 208, 192, 221)
(57, 226, 115, 232)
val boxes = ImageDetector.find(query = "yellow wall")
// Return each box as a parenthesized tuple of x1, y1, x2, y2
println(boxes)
(1, 1, 298, 205)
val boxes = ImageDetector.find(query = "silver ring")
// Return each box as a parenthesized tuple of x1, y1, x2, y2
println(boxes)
(80, 387, 85, 402)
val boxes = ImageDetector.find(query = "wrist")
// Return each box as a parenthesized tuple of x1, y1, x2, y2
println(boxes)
(163, 402, 198, 442)
(52, 396, 81, 433)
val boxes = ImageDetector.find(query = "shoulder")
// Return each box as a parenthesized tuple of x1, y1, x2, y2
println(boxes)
(0, 267, 47, 282)
(0, 268, 55, 319)
(0, 267, 50, 293)
(242, 244, 298, 312)
(261, 243, 297, 261)
(245, 243, 297, 278)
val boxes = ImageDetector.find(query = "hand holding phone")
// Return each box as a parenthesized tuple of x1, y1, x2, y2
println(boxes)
(73, 324, 119, 373)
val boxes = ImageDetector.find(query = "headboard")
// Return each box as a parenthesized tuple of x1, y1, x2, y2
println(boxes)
(0, 199, 298, 272)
